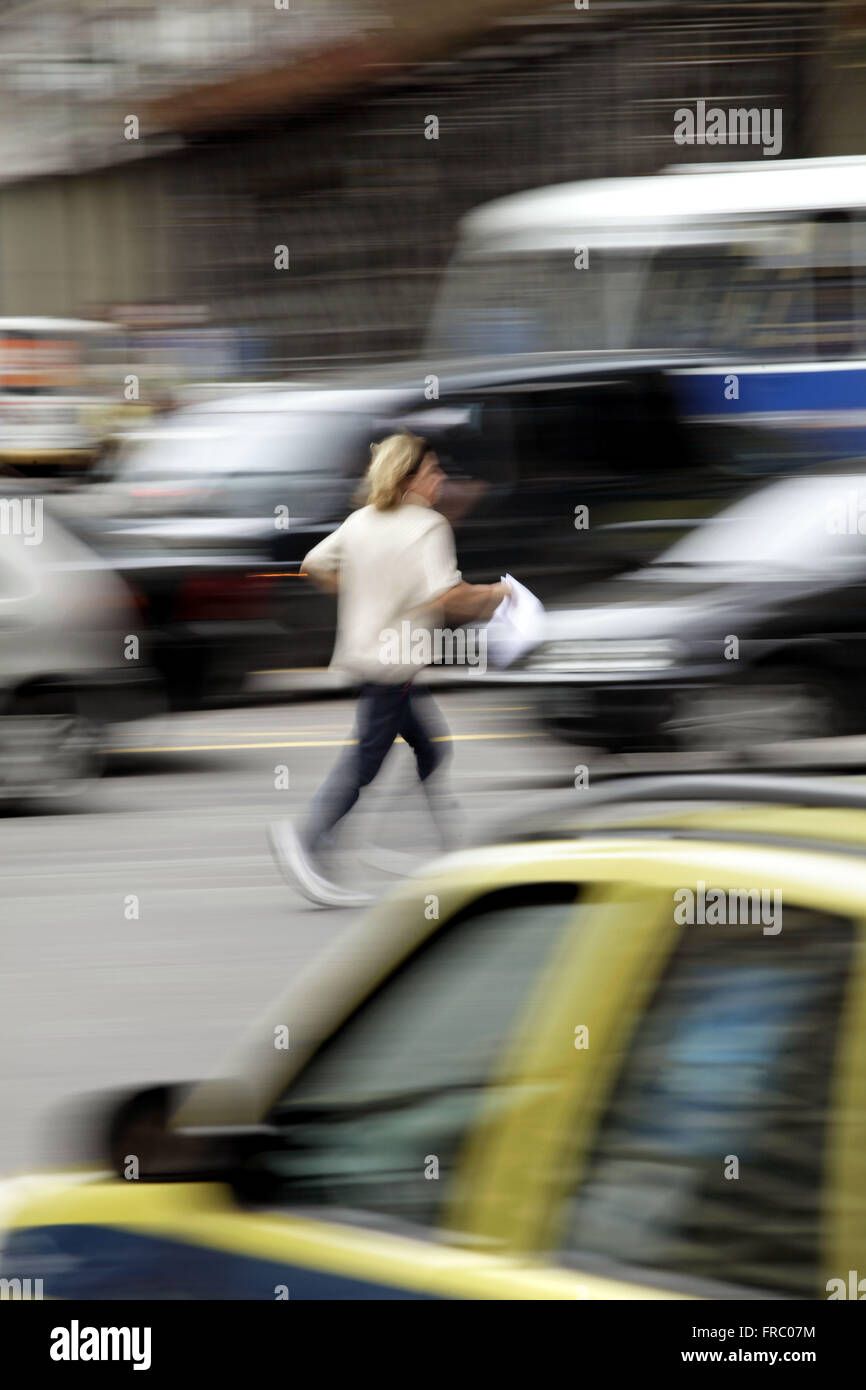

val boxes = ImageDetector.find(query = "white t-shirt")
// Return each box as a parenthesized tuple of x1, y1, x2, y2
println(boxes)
(303, 497, 462, 683)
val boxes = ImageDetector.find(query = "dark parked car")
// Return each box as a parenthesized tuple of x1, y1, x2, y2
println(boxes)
(518, 465, 866, 752)
(57, 352, 817, 707)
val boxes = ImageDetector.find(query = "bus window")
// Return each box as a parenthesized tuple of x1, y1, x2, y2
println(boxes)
(426, 250, 642, 356)
(811, 211, 861, 359)
(634, 239, 819, 361)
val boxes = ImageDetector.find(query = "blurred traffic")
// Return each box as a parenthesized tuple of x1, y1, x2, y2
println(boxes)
(3, 0, 866, 1305)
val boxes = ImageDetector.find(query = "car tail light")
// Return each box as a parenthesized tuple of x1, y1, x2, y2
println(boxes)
(174, 572, 273, 622)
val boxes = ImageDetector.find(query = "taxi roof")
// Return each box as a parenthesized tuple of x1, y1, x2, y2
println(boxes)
(496, 774, 866, 857)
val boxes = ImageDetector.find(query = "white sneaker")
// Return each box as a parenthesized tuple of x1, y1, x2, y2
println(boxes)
(268, 821, 373, 909)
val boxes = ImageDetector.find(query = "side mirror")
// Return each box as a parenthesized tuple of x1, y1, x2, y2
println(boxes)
(104, 1083, 283, 1196)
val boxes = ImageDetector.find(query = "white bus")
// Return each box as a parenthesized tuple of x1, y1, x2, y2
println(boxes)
(427, 156, 866, 452)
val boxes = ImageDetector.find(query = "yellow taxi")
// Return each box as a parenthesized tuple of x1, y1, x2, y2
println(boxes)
(3, 773, 866, 1300)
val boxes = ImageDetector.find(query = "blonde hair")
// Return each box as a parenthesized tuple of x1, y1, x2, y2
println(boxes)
(363, 431, 429, 511)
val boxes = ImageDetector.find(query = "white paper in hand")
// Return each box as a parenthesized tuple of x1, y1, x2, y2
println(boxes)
(485, 573, 545, 669)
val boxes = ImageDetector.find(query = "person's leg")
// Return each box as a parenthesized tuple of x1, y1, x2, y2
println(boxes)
(305, 683, 408, 852)
(398, 685, 448, 784)
(399, 687, 463, 851)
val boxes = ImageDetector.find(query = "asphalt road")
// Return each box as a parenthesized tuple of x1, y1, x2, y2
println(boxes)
(7, 681, 866, 1179)
(0, 686, 576, 1177)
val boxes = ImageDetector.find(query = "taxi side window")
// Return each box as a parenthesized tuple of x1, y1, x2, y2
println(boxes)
(263, 883, 577, 1232)
(558, 906, 854, 1297)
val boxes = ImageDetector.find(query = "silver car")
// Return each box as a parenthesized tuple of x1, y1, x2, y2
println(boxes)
(0, 490, 156, 800)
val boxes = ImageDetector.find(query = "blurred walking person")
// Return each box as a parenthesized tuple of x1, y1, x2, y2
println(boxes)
(269, 431, 509, 906)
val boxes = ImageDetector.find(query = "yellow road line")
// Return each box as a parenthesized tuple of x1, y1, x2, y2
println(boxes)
(158, 730, 356, 737)
(451, 706, 531, 712)
(130, 719, 528, 737)
(108, 732, 541, 754)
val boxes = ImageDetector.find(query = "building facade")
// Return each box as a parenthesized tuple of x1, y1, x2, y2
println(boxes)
(0, 0, 846, 377)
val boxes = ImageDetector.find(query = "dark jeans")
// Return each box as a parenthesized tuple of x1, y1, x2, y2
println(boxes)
(305, 681, 448, 852)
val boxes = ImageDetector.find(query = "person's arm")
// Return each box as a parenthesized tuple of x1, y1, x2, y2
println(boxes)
(303, 524, 343, 594)
(441, 579, 510, 623)
(421, 516, 509, 622)
(306, 568, 340, 596)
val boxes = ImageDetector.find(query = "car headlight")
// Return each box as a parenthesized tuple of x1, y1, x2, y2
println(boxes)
(525, 639, 681, 673)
